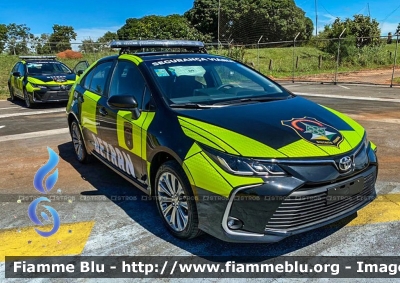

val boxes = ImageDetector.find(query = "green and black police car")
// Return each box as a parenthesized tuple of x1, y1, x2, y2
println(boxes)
(66, 40, 378, 242)
(8, 56, 78, 108)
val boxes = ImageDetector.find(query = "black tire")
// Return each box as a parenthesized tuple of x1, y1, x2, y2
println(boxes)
(70, 120, 91, 163)
(155, 160, 201, 239)
(9, 85, 15, 101)
(23, 89, 34, 108)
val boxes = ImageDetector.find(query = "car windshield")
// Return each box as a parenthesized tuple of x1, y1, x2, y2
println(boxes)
(146, 57, 292, 106)
(27, 61, 72, 75)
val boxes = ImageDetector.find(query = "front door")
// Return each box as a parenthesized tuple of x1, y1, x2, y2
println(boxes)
(96, 60, 153, 188)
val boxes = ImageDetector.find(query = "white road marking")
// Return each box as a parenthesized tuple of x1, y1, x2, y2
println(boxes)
(0, 128, 69, 142)
(296, 92, 400, 103)
(0, 126, 4, 129)
(0, 106, 21, 110)
(0, 108, 65, 119)
(338, 85, 350, 89)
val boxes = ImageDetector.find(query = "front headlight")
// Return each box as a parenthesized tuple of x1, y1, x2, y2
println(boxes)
(363, 132, 369, 149)
(30, 83, 46, 89)
(202, 145, 287, 176)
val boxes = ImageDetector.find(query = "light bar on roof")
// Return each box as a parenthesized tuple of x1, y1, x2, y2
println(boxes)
(110, 40, 204, 49)
(19, 56, 57, 59)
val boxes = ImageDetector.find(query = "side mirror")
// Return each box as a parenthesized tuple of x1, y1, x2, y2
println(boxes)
(13, 71, 21, 77)
(107, 95, 140, 120)
(77, 70, 84, 76)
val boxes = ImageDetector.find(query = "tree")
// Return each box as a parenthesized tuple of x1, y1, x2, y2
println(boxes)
(184, 0, 219, 40)
(78, 38, 97, 53)
(48, 24, 77, 52)
(0, 24, 7, 53)
(32, 33, 52, 54)
(97, 31, 118, 51)
(98, 31, 118, 43)
(396, 23, 400, 35)
(117, 15, 207, 41)
(185, 0, 313, 44)
(388, 32, 392, 44)
(6, 23, 32, 55)
(320, 15, 380, 49)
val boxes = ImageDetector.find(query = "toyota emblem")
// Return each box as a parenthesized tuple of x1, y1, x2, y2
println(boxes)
(339, 156, 352, 171)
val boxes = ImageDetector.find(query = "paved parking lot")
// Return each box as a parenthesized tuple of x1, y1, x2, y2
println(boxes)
(1, 83, 400, 282)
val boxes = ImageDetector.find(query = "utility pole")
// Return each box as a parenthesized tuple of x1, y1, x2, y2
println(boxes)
(315, 0, 318, 36)
(334, 28, 346, 85)
(217, 0, 221, 47)
(367, 3, 370, 17)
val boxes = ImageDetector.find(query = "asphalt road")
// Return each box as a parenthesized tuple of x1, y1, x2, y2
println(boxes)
(1, 83, 400, 282)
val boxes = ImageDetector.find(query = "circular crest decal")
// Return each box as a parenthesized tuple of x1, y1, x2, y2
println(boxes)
(281, 117, 344, 147)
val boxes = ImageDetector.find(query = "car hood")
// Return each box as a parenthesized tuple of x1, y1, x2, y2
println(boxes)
(175, 96, 365, 158)
(28, 73, 76, 84)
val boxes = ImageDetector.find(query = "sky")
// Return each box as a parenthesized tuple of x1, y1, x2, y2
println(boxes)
(0, 0, 399, 44)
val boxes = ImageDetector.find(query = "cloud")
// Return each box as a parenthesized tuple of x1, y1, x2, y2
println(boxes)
(380, 22, 399, 35)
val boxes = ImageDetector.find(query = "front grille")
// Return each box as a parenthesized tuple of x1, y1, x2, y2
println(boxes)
(46, 85, 72, 91)
(265, 172, 375, 232)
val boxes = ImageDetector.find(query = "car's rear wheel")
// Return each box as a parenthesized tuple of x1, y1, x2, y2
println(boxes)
(70, 120, 91, 163)
(9, 85, 15, 101)
(24, 89, 33, 108)
(155, 160, 201, 239)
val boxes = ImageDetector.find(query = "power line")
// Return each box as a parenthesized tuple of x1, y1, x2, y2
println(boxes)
(380, 3, 400, 22)
(320, 3, 337, 19)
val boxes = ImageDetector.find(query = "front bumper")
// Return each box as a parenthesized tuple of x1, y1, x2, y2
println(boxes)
(222, 165, 376, 242)
(30, 85, 72, 103)
(192, 145, 378, 243)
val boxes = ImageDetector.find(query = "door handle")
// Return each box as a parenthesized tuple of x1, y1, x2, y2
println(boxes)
(99, 107, 108, 116)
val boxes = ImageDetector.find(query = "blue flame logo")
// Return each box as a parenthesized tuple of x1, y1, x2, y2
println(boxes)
(33, 147, 59, 193)
(28, 197, 60, 237)
(28, 147, 60, 237)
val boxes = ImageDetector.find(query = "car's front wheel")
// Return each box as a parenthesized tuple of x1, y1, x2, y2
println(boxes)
(70, 120, 91, 163)
(23, 89, 33, 108)
(155, 160, 201, 239)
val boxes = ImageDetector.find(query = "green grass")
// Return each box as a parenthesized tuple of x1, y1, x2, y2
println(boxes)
(211, 42, 400, 79)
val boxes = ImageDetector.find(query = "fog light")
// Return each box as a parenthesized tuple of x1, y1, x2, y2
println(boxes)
(227, 217, 243, 230)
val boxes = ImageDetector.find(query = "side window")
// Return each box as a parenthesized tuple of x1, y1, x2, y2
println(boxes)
(81, 61, 113, 96)
(109, 61, 146, 109)
(12, 63, 20, 73)
(142, 86, 156, 111)
(18, 63, 25, 76)
(82, 69, 95, 90)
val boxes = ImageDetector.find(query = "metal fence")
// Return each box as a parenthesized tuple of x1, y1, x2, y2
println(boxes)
(209, 35, 400, 87)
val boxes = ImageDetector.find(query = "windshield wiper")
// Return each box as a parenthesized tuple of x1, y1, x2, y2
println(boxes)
(214, 96, 289, 105)
(170, 103, 228, 109)
(170, 103, 211, 109)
